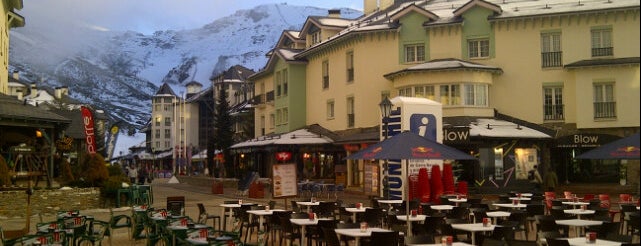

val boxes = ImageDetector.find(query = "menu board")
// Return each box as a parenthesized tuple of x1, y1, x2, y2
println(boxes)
(363, 163, 379, 196)
(272, 163, 297, 198)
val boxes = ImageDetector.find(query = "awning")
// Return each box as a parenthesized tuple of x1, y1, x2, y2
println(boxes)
(231, 128, 333, 149)
(469, 118, 551, 139)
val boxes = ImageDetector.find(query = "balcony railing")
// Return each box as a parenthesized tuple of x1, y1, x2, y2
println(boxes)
(543, 104, 565, 121)
(541, 51, 562, 68)
(592, 47, 613, 57)
(594, 102, 616, 119)
(266, 91, 274, 102)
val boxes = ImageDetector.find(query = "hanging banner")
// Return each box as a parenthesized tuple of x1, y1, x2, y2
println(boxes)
(105, 123, 120, 159)
(81, 106, 96, 154)
(275, 151, 292, 161)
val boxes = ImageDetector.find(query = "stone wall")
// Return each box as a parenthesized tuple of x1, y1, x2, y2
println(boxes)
(0, 188, 102, 219)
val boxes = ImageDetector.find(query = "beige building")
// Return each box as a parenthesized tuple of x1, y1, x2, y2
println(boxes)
(0, 0, 24, 94)
(246, 0, 640, 191)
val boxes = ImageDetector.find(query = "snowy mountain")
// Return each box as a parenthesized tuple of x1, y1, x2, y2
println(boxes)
(8, 3, 362, 134)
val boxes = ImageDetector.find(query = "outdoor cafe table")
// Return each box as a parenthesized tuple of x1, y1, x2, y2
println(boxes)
(448, 198, 468, 206)
(509, 197, 532, 201)
(407, 243, 474, 246)
(396, 214, 427, 236)
(296, 201, 321, 212)
(450, 223, 495, 245)
(486, 211, 511, 224)
(247, 209, 285, 231)
(345, 207, 370, 222)
(431, 205, 455, 212)
(334, 227, 392, 246)
(555, 219, 603, 237)
(565, 237, 622, 246)
(519, 193, 533, 197)
(562, 201, 590, 209)
(218, 203, 255, 231)
(166, 223, 209, 246)
(564, 209, 595, 219)
(290, 217, 334, 246)
(492, 203, 527, 210)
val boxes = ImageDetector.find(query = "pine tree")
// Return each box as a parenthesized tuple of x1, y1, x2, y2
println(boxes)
(215, 85, 235, 178)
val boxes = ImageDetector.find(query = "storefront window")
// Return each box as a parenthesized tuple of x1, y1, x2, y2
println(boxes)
(570, 159, 619, 183)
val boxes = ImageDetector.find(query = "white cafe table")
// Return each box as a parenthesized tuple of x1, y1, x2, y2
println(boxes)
(450, 223, 495, 245)
(334, 227, 392, 246)
(509, 197, 531, 201)
(448, 198, 468, 206)
(563, 209, 595, 220)
(377, 200, 403, 205)
(345, 207, 369, 222)
(396, 215, 427, 236)
(555, 219, 603, 237)
(219, 203, 240, 231)
(492, 203, 527, 210)
(519, 193, 533, 197)
(296, 201, 321, 212)
(565, 237, 622, 246)
(431, 205, 455, 212)
(290, 217, 333, 246)
(247, 209, 285, 231)
(486, 211, 511, 224)
(562, 201, 590, 209)
(407, 243, 474, 246)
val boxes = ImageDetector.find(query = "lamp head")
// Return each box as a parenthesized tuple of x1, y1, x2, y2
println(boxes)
(379, 97, 392, 118)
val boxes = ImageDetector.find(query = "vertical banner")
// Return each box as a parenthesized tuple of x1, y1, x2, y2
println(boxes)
(81, 106, 97, 154)
(105, 123, 120, 159)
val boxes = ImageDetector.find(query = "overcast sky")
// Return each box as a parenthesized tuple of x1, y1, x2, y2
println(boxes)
(20, 0, 363, 34)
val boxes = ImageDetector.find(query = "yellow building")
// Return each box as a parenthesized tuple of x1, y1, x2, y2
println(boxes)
(0, 0, 24, 94)
(247, 0, 639, 191)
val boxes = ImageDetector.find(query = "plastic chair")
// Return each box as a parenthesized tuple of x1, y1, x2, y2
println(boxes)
(582, 194, 595, 202)
(546, 238, 570, 246)
(405, 234, 435, 244)
(620, 194, 633, 203)
(77, 220, 109, 246)
(197, 203, 221, 231)
(107, 208, 132, 246)
(369, 231, 399, 246)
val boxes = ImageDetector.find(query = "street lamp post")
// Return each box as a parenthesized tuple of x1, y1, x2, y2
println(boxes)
(379, 97, 393, 199)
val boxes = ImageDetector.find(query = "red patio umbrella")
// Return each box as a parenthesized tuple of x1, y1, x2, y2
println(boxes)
(418, 168, 431, 203)
(442, 163, 455, 194)
(431, 165, 443, 204)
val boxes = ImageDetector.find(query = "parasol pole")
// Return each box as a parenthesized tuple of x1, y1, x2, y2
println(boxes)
(406, 159, 411, 235)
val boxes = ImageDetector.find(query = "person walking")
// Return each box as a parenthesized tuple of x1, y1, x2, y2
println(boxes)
(128, 165, 138, 184)
(529, 165, 543, 191)
(544, 167, 559, 192)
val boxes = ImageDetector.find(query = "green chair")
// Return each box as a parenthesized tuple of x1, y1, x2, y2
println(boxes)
(107, 208, 133, 246)
(77, 220, 109, 246)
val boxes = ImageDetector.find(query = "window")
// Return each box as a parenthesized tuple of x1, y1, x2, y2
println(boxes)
(347, 97, 355, 128)
(155, 129, 160, 138)
(311, 31, 321, 46)
(398, 87, 411, 97)
(463, 84, 488, 106)
(276, 71, 281, 97)
(591, 27, 613, 57)
(543, 86, 564, 120)
(322, 60, 329, 89)
(164, 117, 171, 126)
(468, 39, 489, 58)
(346, 51, 354, 82)
(164, 129, 171, 138)
(282, 108, 288, 124)
(404, 44, 425, 63)
(282, 69, 288, 96)
(269, 114, 275, 129)
(276, 109, 282, 125)
(327, 100, 335, 119)
(439, 85, 460, 105)
(260, 115, 266, 135)
(155, 117, 161, 126)
(593, 83, 616, 118)
(541, 32, 562, 68)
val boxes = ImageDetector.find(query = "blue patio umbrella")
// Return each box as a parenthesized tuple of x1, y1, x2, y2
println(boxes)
(344, 131, 476, 161)
(344, 131, 475, 235)
(575, 132, 640, 160)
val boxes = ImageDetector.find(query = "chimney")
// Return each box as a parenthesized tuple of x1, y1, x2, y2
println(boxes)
(328, 9, 341, 18)
(55, 86, 68, 99)
(30, 83, 37, 98)
(12, 70, 19, 80)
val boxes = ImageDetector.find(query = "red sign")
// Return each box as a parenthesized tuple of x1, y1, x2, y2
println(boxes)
(275, 152, 292, 161)
(80, 106, 96, 154)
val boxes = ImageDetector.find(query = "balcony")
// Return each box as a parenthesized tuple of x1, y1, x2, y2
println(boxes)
(594, 102, 616, 119)
(543, 104, 564, 121)
(541, 51, 562, 68)
(592, 47, 613, 57)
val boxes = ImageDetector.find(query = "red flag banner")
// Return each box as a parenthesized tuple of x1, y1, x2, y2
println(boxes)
(81, 106, 96, 154)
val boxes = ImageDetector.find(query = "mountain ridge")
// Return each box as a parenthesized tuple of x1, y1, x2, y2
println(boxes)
(9, 3, 362, 133)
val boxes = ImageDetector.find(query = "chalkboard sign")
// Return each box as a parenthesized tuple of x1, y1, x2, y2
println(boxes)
(272, 163, 298, 198)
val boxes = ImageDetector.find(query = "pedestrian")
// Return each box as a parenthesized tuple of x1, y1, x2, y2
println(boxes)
(545, 167, 559, 192)
(138, 166, 147, 185)
(128, 165, 138, 184)
(529, 165, 543, 191)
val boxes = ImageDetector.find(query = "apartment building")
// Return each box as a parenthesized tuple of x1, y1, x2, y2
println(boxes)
(243, 0, 639, 190)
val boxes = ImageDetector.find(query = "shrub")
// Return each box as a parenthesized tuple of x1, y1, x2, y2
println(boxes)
(76, 153, 109, 187)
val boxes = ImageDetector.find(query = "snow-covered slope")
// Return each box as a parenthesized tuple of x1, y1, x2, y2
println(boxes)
(9, 3, 361, 133)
